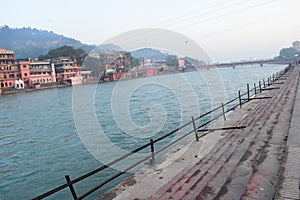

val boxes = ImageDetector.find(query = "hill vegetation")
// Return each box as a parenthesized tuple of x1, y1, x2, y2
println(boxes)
(276, 47, 299, 59)
(38, 46, 87, 65)
(0, 25, 94, 59)
(131, 48, 169, 60)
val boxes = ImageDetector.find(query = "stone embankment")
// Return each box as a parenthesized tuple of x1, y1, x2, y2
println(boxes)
(109, 65, 300, 200)
(0, 83, 69, 95)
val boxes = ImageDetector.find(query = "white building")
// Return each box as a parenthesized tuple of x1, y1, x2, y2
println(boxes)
(14, 79, 24, 89)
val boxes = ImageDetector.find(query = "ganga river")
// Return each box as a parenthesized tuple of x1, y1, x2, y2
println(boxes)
(0, 64, 286, 199)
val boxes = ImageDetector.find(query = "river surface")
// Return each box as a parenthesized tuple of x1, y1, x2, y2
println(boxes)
(0, 64, 286, 199)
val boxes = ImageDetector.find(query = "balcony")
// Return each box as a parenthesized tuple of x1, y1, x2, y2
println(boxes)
(29, 68, 52, 73)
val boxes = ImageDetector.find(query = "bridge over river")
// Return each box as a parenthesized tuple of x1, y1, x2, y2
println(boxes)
(197, 58, 300, 69)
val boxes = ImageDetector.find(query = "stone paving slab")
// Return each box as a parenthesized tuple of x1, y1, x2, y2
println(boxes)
(99, 65, 300, 200)
(275, 68, 300, 200)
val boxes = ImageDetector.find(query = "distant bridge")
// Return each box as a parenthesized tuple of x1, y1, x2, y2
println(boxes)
(196, 58, 300, 69)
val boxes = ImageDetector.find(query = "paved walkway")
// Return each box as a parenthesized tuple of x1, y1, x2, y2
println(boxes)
(107, 65, 300, 200)
(275, 67, 300, 200)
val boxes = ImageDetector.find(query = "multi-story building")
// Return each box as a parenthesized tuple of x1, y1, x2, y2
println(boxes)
(102, 53, 132, 81)
(53, 57, 83, 85)
(28, 59, 56, 87)
(0, 48, 22, 89)
(99, 52, 122, 67)
(0, 48, 14, 65)
(18, 60, 30, 86)
(0, 48, 95, 90)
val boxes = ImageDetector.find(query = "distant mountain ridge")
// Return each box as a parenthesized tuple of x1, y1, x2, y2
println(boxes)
(131, 48, 169, 60)
(0, 25, 95, 59)
(0, 25, 207, 64)
(91, 45, 170, 60)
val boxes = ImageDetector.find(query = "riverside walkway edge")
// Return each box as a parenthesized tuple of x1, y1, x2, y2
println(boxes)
(274, 67, 300, 200)
(107, 65, 300, 200)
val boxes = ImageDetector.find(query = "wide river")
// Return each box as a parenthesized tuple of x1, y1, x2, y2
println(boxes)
(0, 64, 286, 199)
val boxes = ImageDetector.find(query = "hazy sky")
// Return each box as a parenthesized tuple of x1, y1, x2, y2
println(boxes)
(1, 0, 300, 62)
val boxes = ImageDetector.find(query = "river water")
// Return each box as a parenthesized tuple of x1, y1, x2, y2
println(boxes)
(0, 64, 286, 199)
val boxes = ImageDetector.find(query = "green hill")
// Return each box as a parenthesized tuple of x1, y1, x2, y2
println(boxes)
(0, 25, 95, 59)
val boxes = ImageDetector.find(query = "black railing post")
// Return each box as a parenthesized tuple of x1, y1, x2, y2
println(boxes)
(273, 74, 275, 82)
(259, 81, 262, 93)
(150, 139, 155, 167)
(271, 75, 273, 82)
(221, 103, 226, 121)
(247, 84, 250, 101)
(267, 77, 270, 86)
(270, 76, 272, 84)
(33, 66, 293, 200)
(238, 90, 242, 108)
(254, 83, 257, 95)
(263, 79, 266, 88)
(65, 175, 78, 200)
(191, 116, 199, 141)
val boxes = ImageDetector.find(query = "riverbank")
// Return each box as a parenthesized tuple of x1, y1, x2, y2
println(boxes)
(98, 95, 263, 200)
(99, 64, 300, 200)
(0, 83, 70, 95)
(0, 64, 290, 199)
(0, 64, 287, 96)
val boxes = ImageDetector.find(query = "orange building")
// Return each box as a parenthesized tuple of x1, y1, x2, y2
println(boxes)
(53, 57, 78, 81)
(0, 48, 95, 90)
(0, 48, 21, 89)
(28, 60, 56, 87)
(177, 58, 186, 71)
(18, 60, 30, 86)
(145, 68, 157, 77)
(53, 57, 86, 85)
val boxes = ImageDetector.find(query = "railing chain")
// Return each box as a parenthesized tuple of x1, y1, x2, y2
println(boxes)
(33, 65, 292, 200)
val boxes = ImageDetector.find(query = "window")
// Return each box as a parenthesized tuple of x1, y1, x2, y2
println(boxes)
(4, 74, 7, 79)
(24, 73, 27, 77)
(9, 74, 14, 78)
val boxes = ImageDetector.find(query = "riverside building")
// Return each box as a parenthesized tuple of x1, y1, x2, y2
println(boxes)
(0, 48, 22, 89)
(0, 48, 93, 91)
(28, 59, 56, 87)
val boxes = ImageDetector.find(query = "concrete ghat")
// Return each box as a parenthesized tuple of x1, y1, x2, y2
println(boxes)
(275, 68, 300, 200)
(99, 65, 300, 200)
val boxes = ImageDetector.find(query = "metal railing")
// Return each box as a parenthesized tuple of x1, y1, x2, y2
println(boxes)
(33, 65, 293, 200)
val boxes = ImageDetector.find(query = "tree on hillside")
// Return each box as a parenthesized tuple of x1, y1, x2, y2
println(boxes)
(166, 55, 179, 67)
(125, 52, 140, 67)
(0, 25, 94, 59)
(38, 45, 87, 65)
(81, 56, 104, 76)
(277, 47, 299, 59)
